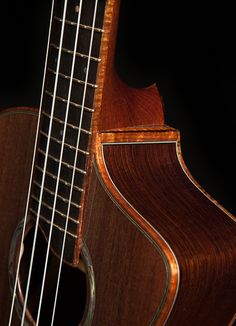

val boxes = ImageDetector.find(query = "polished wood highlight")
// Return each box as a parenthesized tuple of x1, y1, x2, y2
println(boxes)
(82, 167, 170, 325)
(92, 0, 164, 133)
(92, 129, 236, 325)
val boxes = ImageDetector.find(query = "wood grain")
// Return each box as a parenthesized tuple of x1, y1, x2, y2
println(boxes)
(75, 0, 165, 259)
(82, 167, 170, 325)
(92, 0, 164, 133)
(93, 129, 236, 325)
(0, 107, 38, 326)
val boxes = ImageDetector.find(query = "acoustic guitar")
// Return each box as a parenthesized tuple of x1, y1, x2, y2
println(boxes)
(0, 0, 236, 325)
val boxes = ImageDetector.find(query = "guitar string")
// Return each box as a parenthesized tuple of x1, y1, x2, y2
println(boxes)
(7, 1, 56, 325)
(20, 1, 69, 325)
(35, 0, 84, 324)
(50, 0, 99, 323)
(8, 0, 99, 323)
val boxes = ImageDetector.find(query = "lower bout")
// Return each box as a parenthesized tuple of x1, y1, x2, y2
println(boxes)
(83, 170, 174, 325)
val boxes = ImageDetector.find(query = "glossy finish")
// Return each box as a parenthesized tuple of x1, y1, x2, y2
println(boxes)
(83, 167, 170, 325)
(93, 128, 236, 325)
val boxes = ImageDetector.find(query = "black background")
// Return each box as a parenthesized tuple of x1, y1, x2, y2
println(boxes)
(0, 1, 235, 214)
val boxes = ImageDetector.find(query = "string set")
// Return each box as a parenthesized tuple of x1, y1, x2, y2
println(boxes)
(8, 0, 99, 324)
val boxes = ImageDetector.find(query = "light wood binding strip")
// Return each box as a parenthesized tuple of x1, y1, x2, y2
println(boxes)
(93, 127, 180, 325)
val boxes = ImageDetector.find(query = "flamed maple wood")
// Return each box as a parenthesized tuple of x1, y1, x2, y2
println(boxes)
(92, 0, 164, 132)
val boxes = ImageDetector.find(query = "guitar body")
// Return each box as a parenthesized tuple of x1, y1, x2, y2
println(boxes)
(1, 107, 236, 325)
(89, 130, 236, 325)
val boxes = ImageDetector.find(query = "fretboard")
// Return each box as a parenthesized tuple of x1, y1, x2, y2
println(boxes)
(29, 0, 106, 263)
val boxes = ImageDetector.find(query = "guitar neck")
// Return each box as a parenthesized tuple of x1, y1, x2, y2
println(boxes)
(29, 0, 116, 264)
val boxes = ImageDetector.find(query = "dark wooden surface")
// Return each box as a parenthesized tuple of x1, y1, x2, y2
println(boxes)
(0, 110, 172, 325)
(101, 138, 236, 325)
(83, 167, 169, 325)
(0, 108, 38, 326)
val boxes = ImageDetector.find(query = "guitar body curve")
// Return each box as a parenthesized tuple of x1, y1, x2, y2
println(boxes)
(81, 127, 236, 325)
(83, 165, 173, 325)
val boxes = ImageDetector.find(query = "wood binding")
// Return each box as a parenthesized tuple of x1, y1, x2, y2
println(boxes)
(77, 0, 164, 261)
(93, 127, 180, 325)
(89, 127, 236, 325)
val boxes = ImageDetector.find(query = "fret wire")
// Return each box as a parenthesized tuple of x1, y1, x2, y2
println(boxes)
(51, 42, 101, 62)
(42, 110, 91, 135)
(58, 0, 99, 247)
(35, 164, 84, 192)
(48, 67, 98, 89)
(37, 148, 87, 175)
(45, 89, 94, 112)
(30, 208, 78, 239)
(40, 129, 90, 155)
(50, 3, 87, 323)
(51, 1, 102, 322)
(33, 180, 81, 209)
(54, 15, 104, 33)
(31, 194, 79, 224)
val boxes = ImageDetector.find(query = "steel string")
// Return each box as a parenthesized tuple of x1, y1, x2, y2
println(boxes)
(35, 0, 84, 324)
(7, 1, 56, 325)
(50, 0, 99, 323)
(19, 1, 70, 325)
